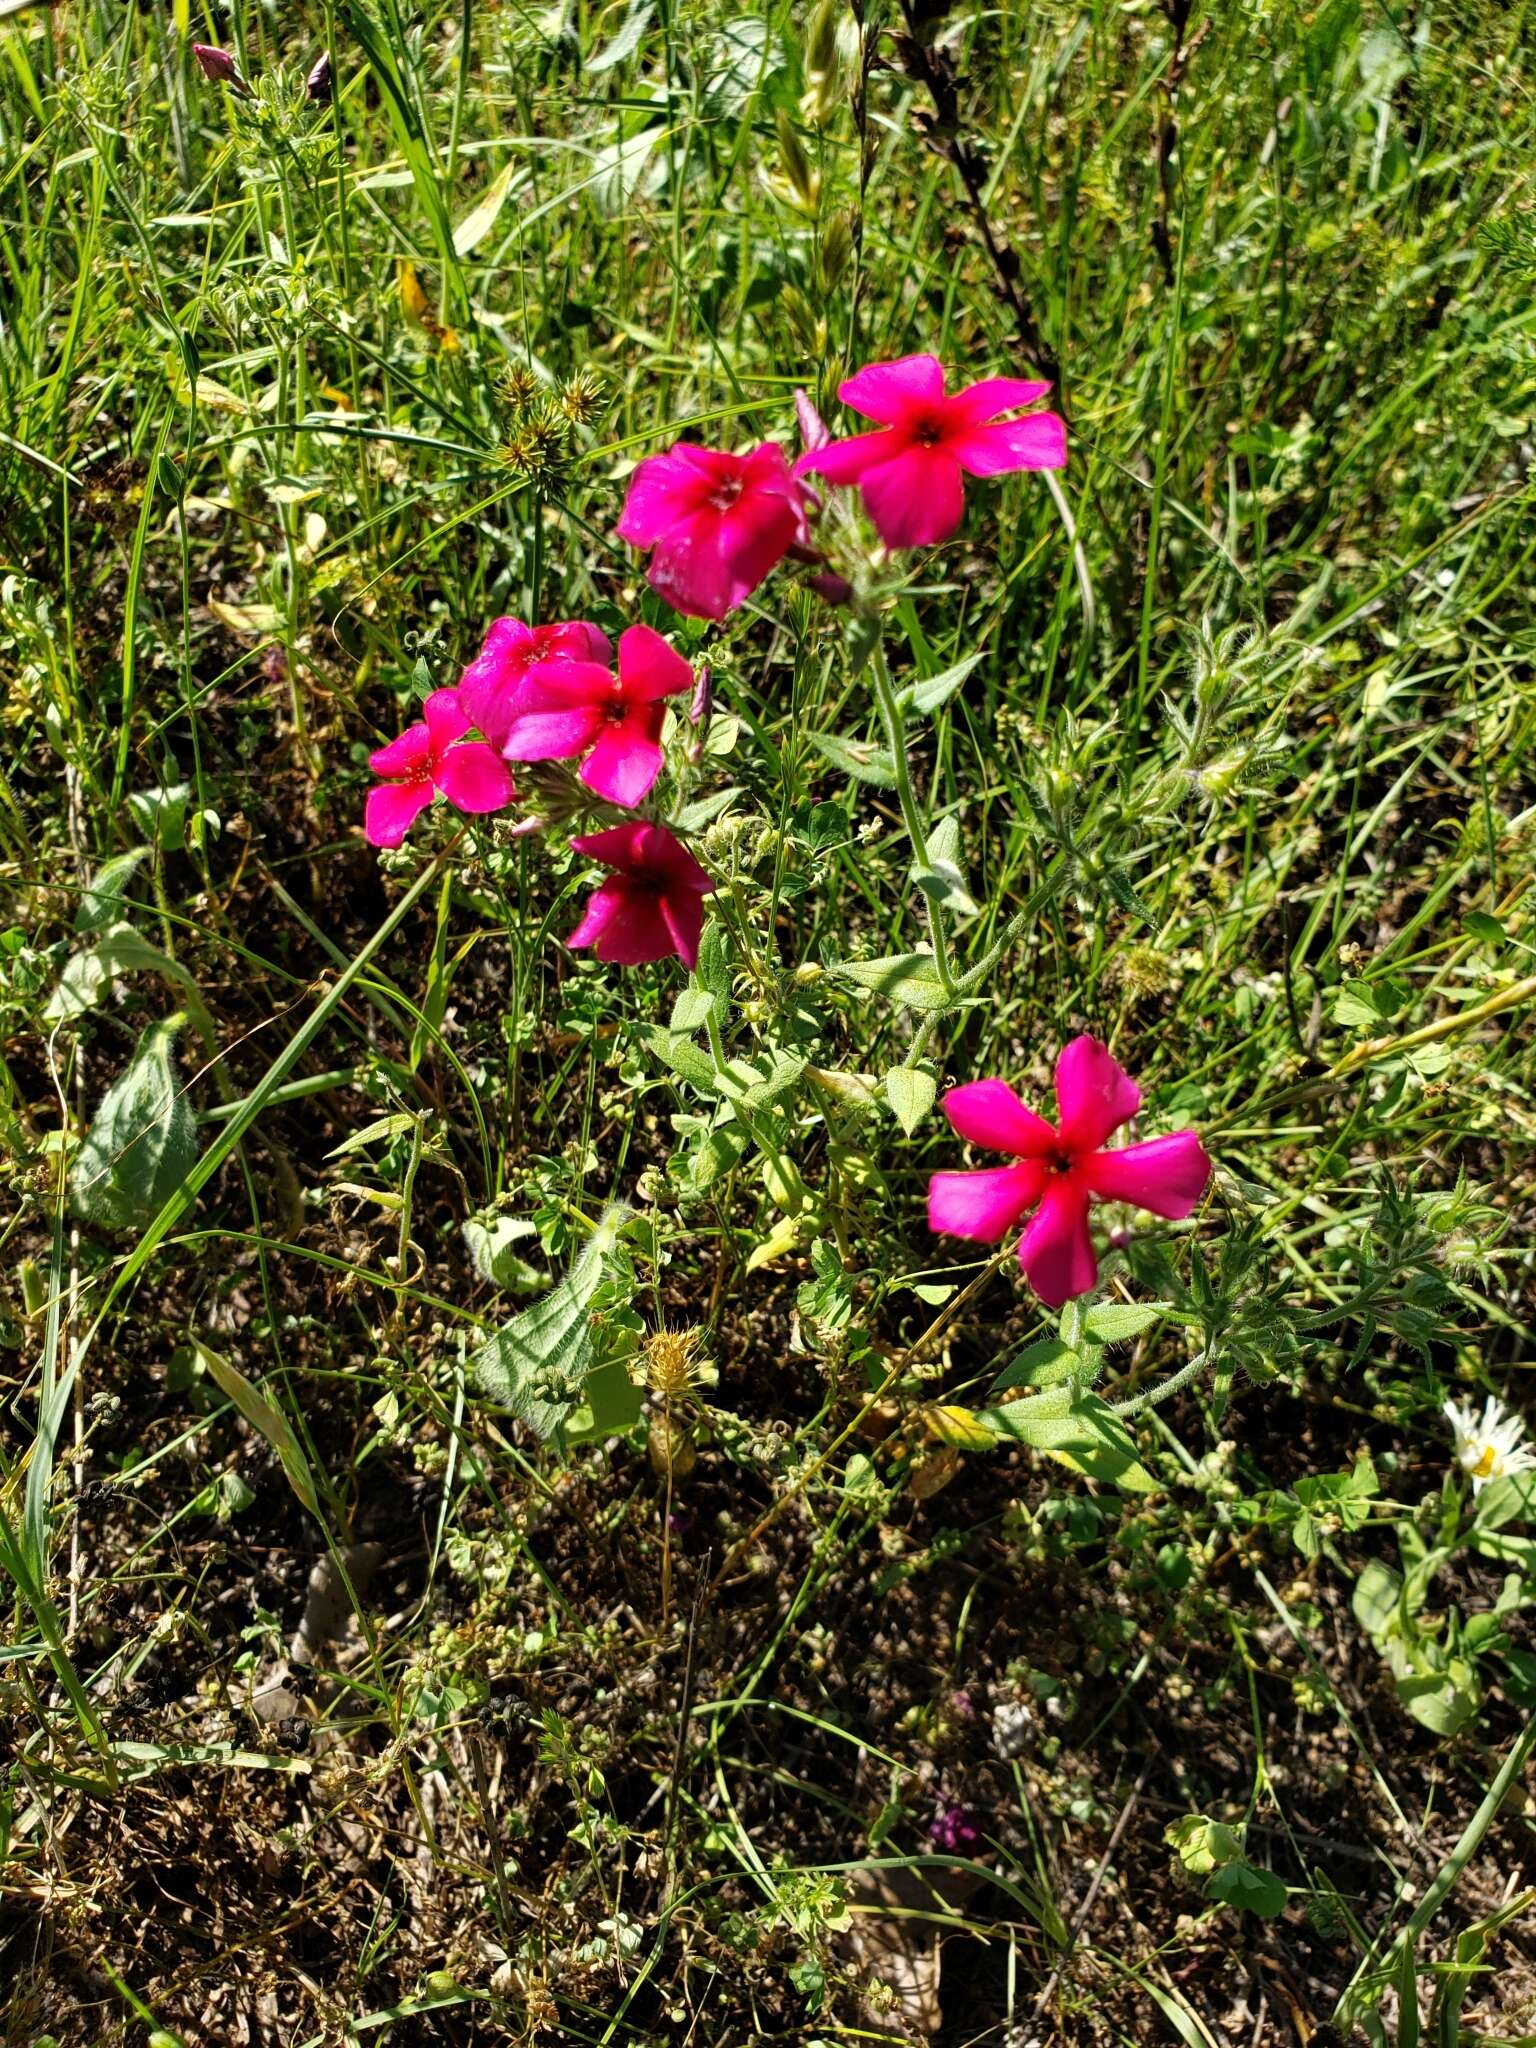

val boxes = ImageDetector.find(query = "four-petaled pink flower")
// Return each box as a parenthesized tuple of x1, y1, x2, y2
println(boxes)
(617, 443, 809, 620)
(927, 1036, 1210, 1309)
(364, 689, 516, 848)
(567, 820, 714, 969)
(500, 623, 692, 809)
(456, 615, 613, 753)
(795, 354, 1066, 550)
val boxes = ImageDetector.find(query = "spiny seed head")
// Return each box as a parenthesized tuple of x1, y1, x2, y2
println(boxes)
(643, 1326, 703, 1398)
(1110, 944, 1178, 999)
(500, 405, 573, 495)
(495, 360, 542, 415)
(558, 367, 606, 426)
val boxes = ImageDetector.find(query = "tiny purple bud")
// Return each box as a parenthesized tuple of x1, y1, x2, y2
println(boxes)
(1108, 1224, 1134, 1251)
(927, 1800, 982, 1854)
(949, 1688, 975, 1720)
(191, 44, 252, 95)
(306, 50, 334, 102)
(688, 664, 712, 727)
(795, 387, 831, 454)
(808, 571, 854, 608)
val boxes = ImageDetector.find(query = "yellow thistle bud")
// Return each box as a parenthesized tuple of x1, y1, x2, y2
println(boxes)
(642, 1326, 703, 1397)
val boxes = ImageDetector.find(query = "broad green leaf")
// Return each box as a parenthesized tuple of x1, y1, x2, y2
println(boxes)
(565, 1356, 644, 1443)
(1207, 1860, 1287, 1917)
(990, 1336, 1081, 1394)
(979, 1387, 1156, 1492)
(833, 954, 952, 1013)
(77, 849, 149, 932)
(884, 1065, 936, 1135)
(71, 1017, 198, 1231)
(453, 157, 523, 254)
(647, 1025, 718, 1092)
(195, 1340, 321, 1522)
(670, 986, 720, 1032)
(1166, 1813, 1243, 1876)
(1473, 1470, 1536, 1532)
(924, 1404, 996, 1452)
(589, 0, 654, 71)
(1352, 1558, 1402, 1640)
(807, 730, 897, 787)
(1332, 980, 1381, 1029)
(469, 1209, 623, 1444)
(898, 651, 984, 717)
(1463, 911, 1505, 946)
(462, 1214, 543, 1293)
(1081, 1301, 1171, 1345)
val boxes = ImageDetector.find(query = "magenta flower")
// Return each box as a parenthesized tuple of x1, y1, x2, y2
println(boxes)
(927, 1037, 1211, 1310)
(500, 624, 692, 809)
(616, 443, 809, 620)
(364, 689, 516, 848)
(191, 43, 252, 94)
(794, 354, 1066, 550)
(567, 821, 713, 969)
(456, 615, 613, 753)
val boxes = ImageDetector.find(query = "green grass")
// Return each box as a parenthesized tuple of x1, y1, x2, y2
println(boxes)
(3, 0, 1536, 2042)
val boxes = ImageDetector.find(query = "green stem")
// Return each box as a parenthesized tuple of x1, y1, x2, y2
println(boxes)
(868, 636, 954, 996)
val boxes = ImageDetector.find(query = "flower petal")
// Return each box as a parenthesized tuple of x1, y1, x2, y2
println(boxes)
(1085, 1132, 1211, 1219)
(838, 354, 946, 423)
(658, 886, 705, 968)
(422, 688, 470, 755)
(368, 722, 432, 778)
(570, 819, 652, 870)
(578, 877, 676, 965)
(566, 875, 628, 953)
(434, 742, 517, 815)
(645, 512, 736, 621)
(615, 445, 719, 544)
(516, 659, 617, 709)
(1017, 1179, 1098, 1307)
(794, 428, 904, 486)
(498, 704, 607, 762)
(646, 824, 714, 894)
(617, 623, 694, 702)
(941, 1079, 1056, 1158)
(928, 1162, 1045, 1241)
(952, 412, 1068, 478)
(580, 724, 664, 808)
(857, 447, 966, 550)
(945, 376, 1054, 424)
(364, 778, 434, 848)
(1053, 1035, 1142, 1152)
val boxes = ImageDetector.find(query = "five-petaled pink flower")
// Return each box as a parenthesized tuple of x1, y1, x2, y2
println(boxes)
(500, 623, 692, 809)
(795, 354, 1066, 550)
(617, 443, 809, 620)
(567, 820, 714, 969)
(365, 689, 516, 848)
(927, 1036, 1210, 1309)
(456, 615, 613, 753)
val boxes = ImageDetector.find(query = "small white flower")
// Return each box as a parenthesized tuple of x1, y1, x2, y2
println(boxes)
(1443, 1395, 1536, 1493)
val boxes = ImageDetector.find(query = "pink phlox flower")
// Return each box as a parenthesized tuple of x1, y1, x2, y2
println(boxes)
(499, 623, 692, 809)
(794, 353, 1066, 550)
(567, 820, 714, 969)
(926, 1036, 1210, 1310)
(456, 615, 613, 752)
(616, 442, 809, 620)
(364, 688, 516, 848)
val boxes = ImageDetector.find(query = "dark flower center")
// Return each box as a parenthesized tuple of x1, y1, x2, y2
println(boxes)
(708, 476, 744, 511)
(910, 412, 947, 448)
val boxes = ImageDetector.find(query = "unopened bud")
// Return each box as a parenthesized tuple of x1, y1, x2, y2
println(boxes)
(795, 387, 831, 454)
(306, 51, 333, 102)
(817, 209, 855, 292)
(689, 664, 712, 726)
(808, 571, 853, 607)
(191, 44, 252, 95)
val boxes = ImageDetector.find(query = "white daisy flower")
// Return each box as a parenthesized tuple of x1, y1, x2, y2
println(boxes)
(1443, 1395, 1536, 1493)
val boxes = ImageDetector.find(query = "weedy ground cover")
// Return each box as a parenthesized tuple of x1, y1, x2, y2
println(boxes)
(2, 1, 1536, 2042)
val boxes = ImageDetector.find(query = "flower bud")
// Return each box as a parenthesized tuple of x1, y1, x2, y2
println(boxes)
(688, 663, 712, 726)
(191, 44, 252, 95)
(808, 570, 853, 607)
(306, 51, 333, 102)
(794, 387, 831, 453)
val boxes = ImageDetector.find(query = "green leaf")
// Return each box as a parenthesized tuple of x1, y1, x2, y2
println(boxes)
(807, 730, 898, 787)
(990, 1336, 1081, 1394)
(77, 849, 150, 932)
(978, 1387, 1156, 1492)
(898, 651, 984, 717)
(565, 1356, 644, 1443)
(1464, 911, 1505, 947)
(647, 1026, 719, 1092)
(1473, 1470, 1536, 1532)
(1081, 1301, 1170, 1345)
(71, 1017, 198, 1231)
(462, 1214, 542, 1293)
(884, 1065, 936, 1135)
(1393, 1659, 1480, 1737)
(832, 954, 952, 1013)
(1332, 980, 1381, 1029)
(195, 1340, 321, 1523)
(452, 156, 523, 255)
(469, 1208, 625, 1445)
(1207, 1859, 1287, 1917)
(588, 0, 653, 72)
(1352, 1558, 1402, 1640)
(670, 986, 720, 1032)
